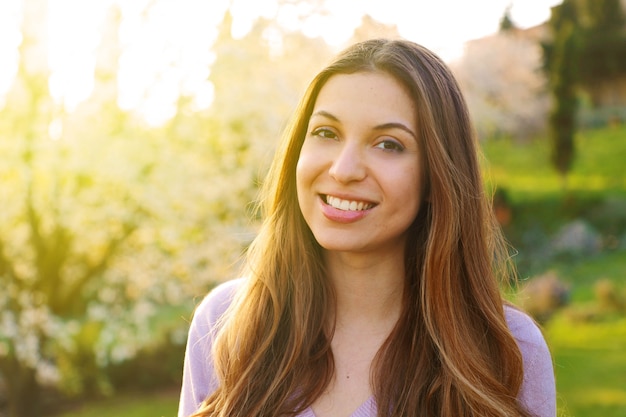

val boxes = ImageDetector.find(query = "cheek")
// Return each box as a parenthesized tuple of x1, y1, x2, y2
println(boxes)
(295, 143, 320, 189)
(295, 154, 313, 207)
(295, 156, 307, 194)
(397, 166, 425, 213)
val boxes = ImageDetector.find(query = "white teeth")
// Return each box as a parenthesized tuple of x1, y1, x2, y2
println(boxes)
(326, 195, 372, 211)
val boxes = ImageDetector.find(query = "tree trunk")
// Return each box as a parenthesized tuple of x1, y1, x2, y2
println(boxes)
(2, 358, 42, 417)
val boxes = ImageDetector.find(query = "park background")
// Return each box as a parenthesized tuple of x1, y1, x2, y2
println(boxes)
(1, 0, 625, 416)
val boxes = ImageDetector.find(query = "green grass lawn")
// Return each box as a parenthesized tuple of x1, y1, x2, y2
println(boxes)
(547, 315, 626, 417)
(54, 388, 179, 417)
(481, 124, 626, 198)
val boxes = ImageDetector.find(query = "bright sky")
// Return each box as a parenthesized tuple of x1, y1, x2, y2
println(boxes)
(0, 0, 562, 125)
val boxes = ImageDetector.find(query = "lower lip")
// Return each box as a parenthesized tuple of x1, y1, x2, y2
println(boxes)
(320, 199, 371, 223)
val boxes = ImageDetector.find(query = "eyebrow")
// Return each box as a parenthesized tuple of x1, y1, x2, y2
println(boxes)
(310, 110, 418, 141)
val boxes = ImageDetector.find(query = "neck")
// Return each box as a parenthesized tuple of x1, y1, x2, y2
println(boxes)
(324, 250, 405, 329)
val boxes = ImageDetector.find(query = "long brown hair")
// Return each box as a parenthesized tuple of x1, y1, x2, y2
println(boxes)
(193, 39, 530, 417)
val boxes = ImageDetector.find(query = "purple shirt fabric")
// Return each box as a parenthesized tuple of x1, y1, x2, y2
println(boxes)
(178, 278, 556, 417)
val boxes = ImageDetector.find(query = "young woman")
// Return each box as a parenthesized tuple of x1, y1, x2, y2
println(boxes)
(178, 39, 556, 417)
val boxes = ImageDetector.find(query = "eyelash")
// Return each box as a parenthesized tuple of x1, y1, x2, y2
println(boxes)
(375, 140, 405, 152)
(310, 128, 405, 153)
(311, 127, 338, 140)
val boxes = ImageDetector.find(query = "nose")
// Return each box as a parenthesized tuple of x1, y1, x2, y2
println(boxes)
(328, 142, 367, 183)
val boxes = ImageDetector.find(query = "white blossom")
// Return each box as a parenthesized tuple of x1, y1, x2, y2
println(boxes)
(0, 311, 18, 339)
(35, 360, 61, 386)
(16, 332, 41, 368)
(452, 31, 549, 140)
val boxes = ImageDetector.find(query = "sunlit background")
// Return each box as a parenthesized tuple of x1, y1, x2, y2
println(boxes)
(1, 0, 625, 416)
(0, 0, 561, 124)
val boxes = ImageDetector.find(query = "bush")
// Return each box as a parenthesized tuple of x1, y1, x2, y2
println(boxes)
(106, 337, 185, 392)
(594, 279, 626, 314)
(518, 271, 570, 323)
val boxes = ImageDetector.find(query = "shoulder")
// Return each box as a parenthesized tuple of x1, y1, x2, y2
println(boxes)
(185, 277, 246, 360)
(193, 277, 246, 328)
(504, 305, 546, 350)
(178, 278, 246, 417)
(504, 305, 556, 417)
(504, 305, 552, 373)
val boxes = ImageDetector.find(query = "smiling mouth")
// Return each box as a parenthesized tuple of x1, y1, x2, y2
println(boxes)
(323, 195, 375, 211)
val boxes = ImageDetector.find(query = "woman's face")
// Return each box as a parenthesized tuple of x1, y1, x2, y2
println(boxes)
(296, 71, 425, 256)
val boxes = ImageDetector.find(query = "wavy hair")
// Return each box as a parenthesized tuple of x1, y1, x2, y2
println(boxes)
(192, 39, 530, 417)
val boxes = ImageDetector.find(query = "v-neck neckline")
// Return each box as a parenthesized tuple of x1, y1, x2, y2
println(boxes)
(303, 395, 375, 417)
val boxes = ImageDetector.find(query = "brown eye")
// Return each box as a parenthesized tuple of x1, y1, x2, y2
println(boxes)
(375, 139, 404, 152)
(311, 128, 338, 140)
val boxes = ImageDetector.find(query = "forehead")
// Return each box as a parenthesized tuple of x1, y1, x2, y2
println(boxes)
(311, 71, 417, 126)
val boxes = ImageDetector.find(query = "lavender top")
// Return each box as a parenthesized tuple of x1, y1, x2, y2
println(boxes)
(178, 278, 556, 417)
